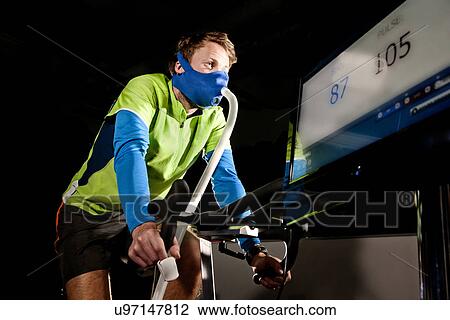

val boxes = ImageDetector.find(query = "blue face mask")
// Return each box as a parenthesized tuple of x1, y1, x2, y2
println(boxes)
(172, 51, 229, 108)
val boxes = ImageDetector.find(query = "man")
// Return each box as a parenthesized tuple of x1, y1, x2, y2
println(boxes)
(55, 32, 291, 299)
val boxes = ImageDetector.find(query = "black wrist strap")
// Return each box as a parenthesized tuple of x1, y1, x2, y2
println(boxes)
(245, 244, 268, 265)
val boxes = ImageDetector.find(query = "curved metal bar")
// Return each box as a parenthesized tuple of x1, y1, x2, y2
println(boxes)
(152, 88, 239, 299)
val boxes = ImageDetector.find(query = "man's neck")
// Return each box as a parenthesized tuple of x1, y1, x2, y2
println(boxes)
(172, 86, 198, 116)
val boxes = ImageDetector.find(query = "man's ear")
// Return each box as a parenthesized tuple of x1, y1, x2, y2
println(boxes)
(174, 61, 185, 75)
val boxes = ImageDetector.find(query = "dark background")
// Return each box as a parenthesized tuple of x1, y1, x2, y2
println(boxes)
(1, 0, 406, 298)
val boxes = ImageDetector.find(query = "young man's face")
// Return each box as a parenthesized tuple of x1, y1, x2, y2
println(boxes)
(177, 41, 230, 74)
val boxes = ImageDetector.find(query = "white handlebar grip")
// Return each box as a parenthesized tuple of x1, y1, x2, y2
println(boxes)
(157, 257, 179, 281)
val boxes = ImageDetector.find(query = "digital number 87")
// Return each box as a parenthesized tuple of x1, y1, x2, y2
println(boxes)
(330, 76, 349, 104)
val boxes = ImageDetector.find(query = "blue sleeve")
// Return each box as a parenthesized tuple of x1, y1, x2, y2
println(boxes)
(204, 149, 261, 252)
(113, 110, 155, 233)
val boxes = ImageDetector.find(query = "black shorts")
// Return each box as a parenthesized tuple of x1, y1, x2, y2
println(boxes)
(54, 203, 131, 286)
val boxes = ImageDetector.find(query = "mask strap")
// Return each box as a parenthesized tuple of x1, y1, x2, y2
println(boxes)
(176, 52, 193, 72)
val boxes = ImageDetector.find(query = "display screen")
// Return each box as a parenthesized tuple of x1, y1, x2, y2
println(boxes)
(288, 0, 450, 183)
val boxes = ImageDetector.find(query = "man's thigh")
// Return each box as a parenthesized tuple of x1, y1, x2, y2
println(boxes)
(164, 228, 202, 299)
(65, 270, 110, 299)
(55, 205, 128, 296)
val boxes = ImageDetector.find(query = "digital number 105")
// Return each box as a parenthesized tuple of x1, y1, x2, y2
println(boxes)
(376, 31, 411, 74)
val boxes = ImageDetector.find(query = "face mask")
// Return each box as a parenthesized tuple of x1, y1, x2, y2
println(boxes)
(172, 51, 229, 108)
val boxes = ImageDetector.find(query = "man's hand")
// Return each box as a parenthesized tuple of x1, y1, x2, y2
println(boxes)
(128, 221, 181, 268)
(251, 253, 292, 290)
